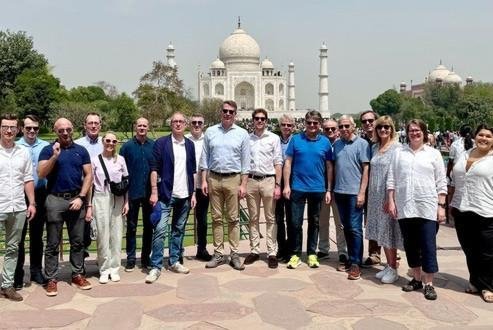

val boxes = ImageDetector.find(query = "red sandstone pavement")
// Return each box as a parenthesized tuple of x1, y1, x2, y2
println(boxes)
(1, 224, 493, 329)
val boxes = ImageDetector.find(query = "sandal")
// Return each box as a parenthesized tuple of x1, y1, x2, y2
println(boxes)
(481, 290, 493, 303)
(465, 283, 479, 294)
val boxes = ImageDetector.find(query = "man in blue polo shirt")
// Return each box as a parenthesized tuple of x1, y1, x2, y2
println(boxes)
(119, 117, 155, 271)
(38, 118, 93, 296)
(282, 110, 333, 270)
(333, 115, 370, 281)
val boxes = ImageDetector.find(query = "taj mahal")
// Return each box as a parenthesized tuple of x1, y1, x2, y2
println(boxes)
(165, 20, 331, 119)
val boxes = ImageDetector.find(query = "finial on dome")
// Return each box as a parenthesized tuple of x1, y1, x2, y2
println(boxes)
(238, 16, 241, 29)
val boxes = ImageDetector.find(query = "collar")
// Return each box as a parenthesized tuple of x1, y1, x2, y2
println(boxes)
(281, 134, 292, 144)
(85, 135, 100, 145)
(171, 135, 185, 145)
(187, 133, 204, 142)
(303, 132, 321, 142)
(18, 136, 41, 147)
(133, 136, 150, 144)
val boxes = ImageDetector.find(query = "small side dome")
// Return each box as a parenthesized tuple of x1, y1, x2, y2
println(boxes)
(210, 58, 225, 69)
(443, 70, 462, 84)
(429, 62, 450, 82)
(261, 57, 273, 69)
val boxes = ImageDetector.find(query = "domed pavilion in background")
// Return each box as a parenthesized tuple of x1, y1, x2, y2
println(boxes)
(399, 60, 474, 98)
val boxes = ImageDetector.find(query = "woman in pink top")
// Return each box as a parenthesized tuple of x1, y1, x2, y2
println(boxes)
(89, 132, 129, 284)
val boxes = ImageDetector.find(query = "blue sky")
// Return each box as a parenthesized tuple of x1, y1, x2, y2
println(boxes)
(1, 0, 492, 114)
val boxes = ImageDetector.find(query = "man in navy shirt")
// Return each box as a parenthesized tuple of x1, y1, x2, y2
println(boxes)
(119, 117, 155, 271)
(38, 118, 93, 296)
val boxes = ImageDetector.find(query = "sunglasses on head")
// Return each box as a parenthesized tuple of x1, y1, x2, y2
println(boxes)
(104, 138, 118, 144)
(253, 116, 266, 122)
(191, 121, 203, 126)
(222, 109, 235, 115)
(362, 119, 375, 124)
(281, 123, 293, 128)
(324, 127, 337, 132)
(376, 124, 391, 130)
(338, 124, 351, 129)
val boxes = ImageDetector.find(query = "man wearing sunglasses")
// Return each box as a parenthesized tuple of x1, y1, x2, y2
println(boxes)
(243, 109, 283, 269)
(38, 118, 93, 296)
(14, 115, 50, 290)
(359, 110, 383, 267)
(0, 113, 36, 301)
(283, 111, 333, 270)
(185, 114, 212, 262)
(333, 115, 371, 280)
(200, 100, 250, 270)
(317, 119, 348, 270)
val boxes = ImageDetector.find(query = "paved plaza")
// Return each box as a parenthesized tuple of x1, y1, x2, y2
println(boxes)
(1, 224, 492, 329)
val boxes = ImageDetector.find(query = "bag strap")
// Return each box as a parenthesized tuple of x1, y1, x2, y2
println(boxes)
(98, 154, 111, 186)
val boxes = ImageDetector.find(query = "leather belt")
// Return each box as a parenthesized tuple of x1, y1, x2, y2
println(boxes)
(210, 171, 239, 177)
(52, 191, 79, 199)
(248, 174, 275, 180)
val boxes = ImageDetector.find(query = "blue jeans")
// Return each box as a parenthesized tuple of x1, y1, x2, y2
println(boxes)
(150, 197, 190, 269)
(289, 190, 324, 256)
(334, 193, 363, 266)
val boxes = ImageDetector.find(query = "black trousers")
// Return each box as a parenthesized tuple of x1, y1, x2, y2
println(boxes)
(454, 209, 493, 291)
(126, 197, 153, 267)
(194, 189, 209, 252)
(14, 187, 47, 284)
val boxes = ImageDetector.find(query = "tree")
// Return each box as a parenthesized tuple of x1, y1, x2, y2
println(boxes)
(370, 89, 402, 116)
(199, 98, 223, 125)
(0, 30, 48, 100)
(48, 101, 99, 135)
(14, 68, 61, 122)
(133, 61, 188, 128)
(104, 93, 139, 137)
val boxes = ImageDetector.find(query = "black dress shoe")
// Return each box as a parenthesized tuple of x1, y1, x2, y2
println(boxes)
(30, 272, 47, 285)
(196, 250, 212, 262)
(13, 282, 23, 291)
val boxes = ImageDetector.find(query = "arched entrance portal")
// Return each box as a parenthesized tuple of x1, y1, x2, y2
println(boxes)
(234, 82, 255, 111)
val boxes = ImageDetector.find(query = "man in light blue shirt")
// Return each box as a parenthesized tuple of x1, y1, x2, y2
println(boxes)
(14, 114, 50, 289)
(200, 100, 250, 270)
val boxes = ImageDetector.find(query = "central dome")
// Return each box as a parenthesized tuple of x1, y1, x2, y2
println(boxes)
(219, 28, 260, 69)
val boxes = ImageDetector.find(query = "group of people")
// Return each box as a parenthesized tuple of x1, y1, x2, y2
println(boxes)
(1, 101, 492, 304)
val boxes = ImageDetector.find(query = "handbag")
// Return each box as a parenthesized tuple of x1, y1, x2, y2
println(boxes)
(98, 154, 129, 196)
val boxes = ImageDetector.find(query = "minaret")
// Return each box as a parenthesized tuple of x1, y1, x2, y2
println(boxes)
(318, 42, 329, 114)
(288, 62, 296, 111)
(166, 42, 176, 68)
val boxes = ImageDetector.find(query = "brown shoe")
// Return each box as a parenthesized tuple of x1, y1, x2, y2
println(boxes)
(71, 274, 92, 290)
(45, 280, 58, 297)
(347, 265, 361, 280)
(1, 287, 23, 301)
(243, 253, 260, 265)
(268, 256, 278, 269)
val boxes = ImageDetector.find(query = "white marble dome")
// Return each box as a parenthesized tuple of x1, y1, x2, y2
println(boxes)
(444, 70, 462, 84)
(429, 63, 450, 82)
(219, 28, 260, 68)
(210, 57, 225, 69)
(261, 57, 273, 69)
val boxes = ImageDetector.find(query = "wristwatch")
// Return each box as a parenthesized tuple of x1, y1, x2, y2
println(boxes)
(78, 195, 87, 203)
(438, 202, 446, 208)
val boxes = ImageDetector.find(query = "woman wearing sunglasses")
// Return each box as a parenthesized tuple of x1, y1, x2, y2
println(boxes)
(89, 132, 129, 284)
(365, 116, 402, 284)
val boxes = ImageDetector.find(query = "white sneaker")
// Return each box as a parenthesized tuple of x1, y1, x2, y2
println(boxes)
(110, 272, 120, 282)
(170, 262, 190, 274)
(99, 273, 109, 284)
(145, 268, 161, 283)
(381, 267, 399, 284)
(375, 266, 391, 280)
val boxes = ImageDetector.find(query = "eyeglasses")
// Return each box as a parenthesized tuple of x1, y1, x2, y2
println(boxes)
(306, 121, 320, 126)
(324, 127, 337, 132)
(104, 139, 118, 144)
(171, 120, 185, 124)
(86, 121, 100, 127)
(191, 121, 203, 126)
(281, 123, 293, 128)
(1, 125, 18, 132)
(361, 119, 375, 124)
(338, 124, 351, 129)
(24, 126, 39, 132)
(222, 109, 235, 115)
(408, 129, 422, 134)
(253, 116, 266, 122)
(57, 128, 73, 134)
(376, 125, 391, 131)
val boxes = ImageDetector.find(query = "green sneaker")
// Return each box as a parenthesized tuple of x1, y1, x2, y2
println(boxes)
(308, 254, 320, 268)
(287, 255, 301, 269)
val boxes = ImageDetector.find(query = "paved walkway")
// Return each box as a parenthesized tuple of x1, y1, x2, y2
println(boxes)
(1, 224, 492, 329)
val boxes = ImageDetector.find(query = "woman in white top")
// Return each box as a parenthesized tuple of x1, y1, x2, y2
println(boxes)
(387, 119, 447, 301)
(89, 132, 129, 284)
(450, 124, 493, 303)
